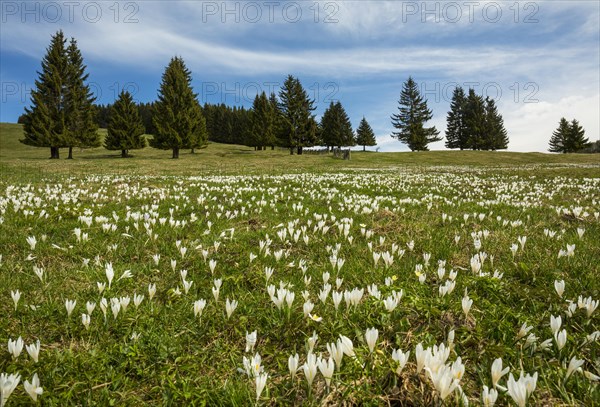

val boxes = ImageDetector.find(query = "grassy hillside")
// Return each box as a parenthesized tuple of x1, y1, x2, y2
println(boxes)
(1, 122, 598, 179)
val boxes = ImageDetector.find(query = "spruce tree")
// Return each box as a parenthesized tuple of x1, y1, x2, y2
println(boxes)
(566, 119, 590, 152)
(391, 77, 440, 151)
(105, 90, 146, 157)
(549, 118, 570, 153)
(151, 57, 205, 158)
(463, 89, 486, 150)
(269, 92, 282, 150)
(320, 101, 337, 150)
(321, 101, 354, 149)
(355, 117, 376, 151)
(64, 37, 100, 159)
(484, 97, 508, 150)
(250, 92, 276, 150)
(21, 30, 70, 159)
(549, 118, 589, 153)
(278, 75, 317, 155)
(445, 86, 467, 149)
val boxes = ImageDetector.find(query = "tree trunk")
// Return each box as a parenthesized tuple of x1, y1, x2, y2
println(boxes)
(49, 147, 60, 159)
(363, 145, 366, 151)
(297, 146, 303, 155)
(172, 147, 180, 159)
(271, 145, 274, 150)
(66, 147, 73, 159)
(289, 148, 294, 155)
(121, 149, 128, 158)
(191, 148, 195, 154)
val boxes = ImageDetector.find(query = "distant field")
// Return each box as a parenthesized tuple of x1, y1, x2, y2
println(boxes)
(1, 122, 599, 405)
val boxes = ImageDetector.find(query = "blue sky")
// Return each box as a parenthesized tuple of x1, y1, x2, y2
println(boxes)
(1, 0, 598, 151)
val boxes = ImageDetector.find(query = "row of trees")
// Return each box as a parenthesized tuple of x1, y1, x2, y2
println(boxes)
(205, 96, 376, 152)
(22, 31, 378, 158)
(388, 77, 508, 151)
(23, 31, 592, 158)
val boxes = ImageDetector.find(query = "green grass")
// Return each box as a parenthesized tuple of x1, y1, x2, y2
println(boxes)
(1, 123, 599, 179)
(0, 122, 599, 406)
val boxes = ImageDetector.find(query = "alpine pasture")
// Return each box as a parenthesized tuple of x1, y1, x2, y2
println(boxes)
(1, 123, 599, 406)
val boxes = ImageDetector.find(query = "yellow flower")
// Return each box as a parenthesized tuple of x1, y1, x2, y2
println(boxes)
(309, 313, 322, 322)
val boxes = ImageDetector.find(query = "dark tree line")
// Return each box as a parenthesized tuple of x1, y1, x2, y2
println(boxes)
(203, 103, 251, 146)
(95, 102, 156, 135)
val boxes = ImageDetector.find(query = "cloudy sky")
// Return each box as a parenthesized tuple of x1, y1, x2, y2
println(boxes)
(1, 0, 598, 151)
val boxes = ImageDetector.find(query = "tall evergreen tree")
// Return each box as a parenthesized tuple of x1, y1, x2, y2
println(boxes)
(484, 97, 508, 150)
(151, 57, 206, 158)
(445, 86, 467, 149)
(64, 37, 100, 159)
(355, 117, 377, 151)
(549, 118, 590, 153)
(391, 77, 441, 151)
(105, 90, 146, 157)
(566, 119, 590, 152)
(321, 101, 354, 149)
(548, 118, 570, 153)
(463, 88, 487, 150)
(335, 101, 355, 147)
(320, 101, 337, 150)
(21, 30, 70, 159)
(278, 75, 317, 155)
(249, 92, 276, 150)
(269, 92, 283, 150)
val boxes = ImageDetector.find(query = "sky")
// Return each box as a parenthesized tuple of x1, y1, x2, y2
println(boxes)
(1, 0, 599, 152)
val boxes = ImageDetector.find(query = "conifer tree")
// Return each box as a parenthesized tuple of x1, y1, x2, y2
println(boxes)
(320, 101, 337, 150)
(355, 117, 377, 151)
(484, 97, 508, 150)
(151, 57, 206, 158)
(463, 88, 486, 150)
(269, 92, 283, 150)
(321, 101, 354, 149)
(64, 37, 100, 159)
(278, 75, 317, 155)
(21, 31, 70, 159)
(105, 90, 146, 157)
(445, 86, 467, 149)
(549, 118, 589, 153)
(566, 119, 590, 152)
(22, 32, 99, 159)
(249, 92, 276, 150)
(391, 77, 440, 151)
(548, 118, 570, 153)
